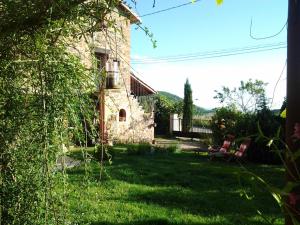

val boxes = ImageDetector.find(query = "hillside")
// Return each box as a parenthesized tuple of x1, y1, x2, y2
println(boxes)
(158, 91, 213, 115)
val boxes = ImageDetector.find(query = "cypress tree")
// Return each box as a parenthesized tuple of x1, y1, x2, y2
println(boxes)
(182, 79, 193, 133)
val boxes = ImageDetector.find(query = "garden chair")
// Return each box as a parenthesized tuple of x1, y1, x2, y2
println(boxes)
(209, 138, 251, 161)
(227, 138, 251, 162)
(194, 134, 234, 155)
(206, 134, 235, 154)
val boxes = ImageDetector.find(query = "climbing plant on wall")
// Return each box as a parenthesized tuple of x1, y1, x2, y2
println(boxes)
(0, 0, 122, 224)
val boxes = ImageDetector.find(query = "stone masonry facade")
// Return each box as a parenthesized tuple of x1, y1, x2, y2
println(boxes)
(70, 3, 155, 144)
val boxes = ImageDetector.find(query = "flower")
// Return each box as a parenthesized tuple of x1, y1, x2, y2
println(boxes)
(292, 123, 300, 140)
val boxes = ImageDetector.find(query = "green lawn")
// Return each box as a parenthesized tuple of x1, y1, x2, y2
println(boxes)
(64, 147, 284, 225)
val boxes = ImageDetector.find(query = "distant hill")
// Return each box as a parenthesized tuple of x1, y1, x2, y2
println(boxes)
(158, 91, 213, 115)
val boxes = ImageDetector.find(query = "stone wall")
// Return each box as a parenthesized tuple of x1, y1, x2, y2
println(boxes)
(68, 7, 132, 91)
(69, 5, 155, 144)
(105, 89, 155, 143)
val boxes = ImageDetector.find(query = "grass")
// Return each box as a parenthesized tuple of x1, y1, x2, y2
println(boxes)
(63, 146, 284, 225)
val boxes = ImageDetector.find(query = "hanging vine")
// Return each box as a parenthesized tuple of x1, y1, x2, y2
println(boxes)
(0, 0, 125, 224)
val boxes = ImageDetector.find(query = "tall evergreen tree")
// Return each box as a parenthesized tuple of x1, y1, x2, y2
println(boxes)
(182, 79, 193, 132)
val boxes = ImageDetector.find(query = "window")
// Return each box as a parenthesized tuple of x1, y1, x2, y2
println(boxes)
(119, 109, 126, 122)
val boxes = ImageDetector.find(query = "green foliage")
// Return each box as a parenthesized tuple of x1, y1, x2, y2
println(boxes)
(0, 0, 122, 224)
(214, 79, 267, 113)
(192, 118, 211, 128)
(210, 107, 242, 144)
(1, 42, 98, 224)
(137, 95, 156, 113)
(127, 143, 153, 155)
(94, 145, 115, 163)
(155, 144, 181, 153)
(158, 91, 183, 102)
(154, 93, 182, 135)
(239, 123, 300, 224)
(247, 107, 282, 164)
(210, 105, 282, 164)
(182, 79, 193, 133)
(216, 0, 224, 5)
(212, 79, 283, 164)
(124, 143, 180, 155)
(158, 91, 211, 115)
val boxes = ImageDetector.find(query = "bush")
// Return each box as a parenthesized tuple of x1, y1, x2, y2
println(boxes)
(211, 106, 283, 164)
(127, 143, 153, 155)
(125, 143, 181, 155)
(94, 145, 115, 161)
(154, 144, 180, 154)
(166, 144, 181, 153)
(192, 119, 211, 128)
(210, 107, 242, 145)
(246, 108, 283, 164)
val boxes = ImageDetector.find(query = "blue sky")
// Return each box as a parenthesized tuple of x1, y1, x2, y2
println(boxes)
(128, 0, 287, 109)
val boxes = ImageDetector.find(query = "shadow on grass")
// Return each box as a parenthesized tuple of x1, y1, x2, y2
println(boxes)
(102, 152, 283, 189)
(67, 151, 284, 224)
(90, 218, 278, 225)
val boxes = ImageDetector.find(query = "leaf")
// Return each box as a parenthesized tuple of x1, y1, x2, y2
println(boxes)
(275, 127, 281, 139)
(280, 108, 286, 118)
(292, 149, 300, 161)
(266, 139, 273, 147)
(291, 216, 300, 225)
(282, 181, 300, 194)
(216, 0, 224, 5)
(257, 122, 265, 138)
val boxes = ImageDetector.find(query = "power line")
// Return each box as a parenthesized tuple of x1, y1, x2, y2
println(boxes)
(140, 0, 202, 18)
(132, 42, 286, 62)
(131, 42, 287, 64)
(270, 59, 287, 108)
(250, 18, 287, 40)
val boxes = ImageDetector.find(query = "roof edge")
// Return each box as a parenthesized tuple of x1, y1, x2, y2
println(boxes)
(130, 72, 157, 94)
(120, 3, 141, 24)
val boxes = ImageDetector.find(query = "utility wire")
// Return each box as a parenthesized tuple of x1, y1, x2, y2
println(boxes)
(140, 0, 202, 17)
(132, 42, 286, 62)
(250, 18, 287, 40)
(270, 59, 287, 108)
(132, 43, 287, 64)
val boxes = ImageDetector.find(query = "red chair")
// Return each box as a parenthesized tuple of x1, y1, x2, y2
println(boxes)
(209, 138, 251, 161)
(208, 135, 235, 154)
(227, 138, 251, 161)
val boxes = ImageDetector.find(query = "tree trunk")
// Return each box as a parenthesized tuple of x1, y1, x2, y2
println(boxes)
(286, 1, 300, 224)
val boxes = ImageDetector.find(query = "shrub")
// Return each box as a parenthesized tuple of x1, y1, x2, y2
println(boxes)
(94, 145, 115, 161)
(210, 107, 242, 144)
(154, 144, 180, 154)
(211, 106, 283, 164)
(127, 143, 153, 155)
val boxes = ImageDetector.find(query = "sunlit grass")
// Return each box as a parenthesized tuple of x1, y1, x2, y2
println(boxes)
(64, 147, 284, 225)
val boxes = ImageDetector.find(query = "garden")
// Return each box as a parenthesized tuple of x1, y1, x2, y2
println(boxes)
(61, 145, 284, 225)
(2, 1, 300, 225)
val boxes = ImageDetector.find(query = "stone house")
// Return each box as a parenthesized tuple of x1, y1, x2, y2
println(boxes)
(71, 2, 156, 144)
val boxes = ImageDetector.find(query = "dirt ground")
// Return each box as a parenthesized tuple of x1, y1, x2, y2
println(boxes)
(154, 136, 208, 151)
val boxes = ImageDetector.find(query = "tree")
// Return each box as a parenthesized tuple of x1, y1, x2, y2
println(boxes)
(154, 93, 182, 135)
(0, 0, 122, 224)
(214, 79, 267, 113)
(182, 79, 193, 132)
(285, 1, 300, 224)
